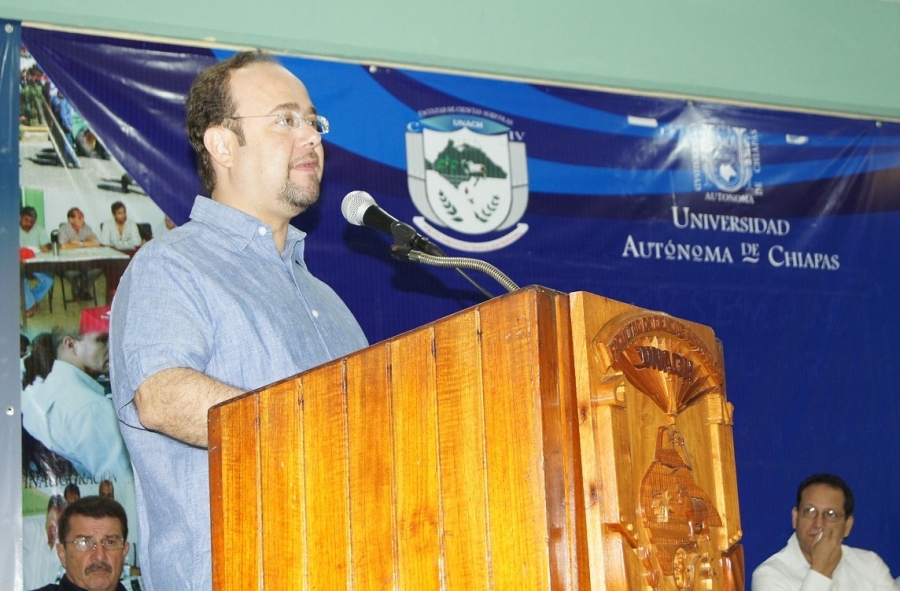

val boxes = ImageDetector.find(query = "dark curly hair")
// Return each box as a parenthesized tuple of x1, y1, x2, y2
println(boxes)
(58, 495, 128, 544)
(796, 473, 854, 518)
(186, 49, 278, 196)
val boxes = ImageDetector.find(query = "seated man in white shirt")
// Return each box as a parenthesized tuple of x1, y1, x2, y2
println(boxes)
(752, 473, 895, 591)
(99, 201, 143, 252)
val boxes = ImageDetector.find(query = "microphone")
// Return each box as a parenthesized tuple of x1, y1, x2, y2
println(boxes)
(341, 190, 399, 237)
(341, 191, 444, 257)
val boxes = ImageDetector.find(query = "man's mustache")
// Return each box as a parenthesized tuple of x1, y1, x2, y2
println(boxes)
(86, 561, 113, 575)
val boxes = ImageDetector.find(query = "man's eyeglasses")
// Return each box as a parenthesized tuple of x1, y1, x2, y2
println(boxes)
(226, 110, 329, 134)
(798, 506, 844, 522)
(64, 535, 126, 552)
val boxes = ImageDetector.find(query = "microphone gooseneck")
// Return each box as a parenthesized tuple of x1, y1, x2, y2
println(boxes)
(407, 251, 519, 293)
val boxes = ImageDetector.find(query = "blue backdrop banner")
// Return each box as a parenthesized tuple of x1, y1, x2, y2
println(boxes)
(21, 26, 900, 580)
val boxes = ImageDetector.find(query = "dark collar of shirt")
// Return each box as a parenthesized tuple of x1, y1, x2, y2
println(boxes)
(33, 574, 128, 591)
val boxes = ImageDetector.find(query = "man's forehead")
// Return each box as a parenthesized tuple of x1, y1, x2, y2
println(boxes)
(229, 62, 313, 111)
(68, 514, 123, 535)
(800, 483, 844, 505)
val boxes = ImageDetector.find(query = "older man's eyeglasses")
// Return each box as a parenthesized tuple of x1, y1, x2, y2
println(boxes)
(798, 506, 844, 522)
(227, 110, 329, 134)
(64, 535, 126, 552)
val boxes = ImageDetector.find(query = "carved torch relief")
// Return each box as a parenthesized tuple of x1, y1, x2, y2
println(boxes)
(592, 311, 736, 590)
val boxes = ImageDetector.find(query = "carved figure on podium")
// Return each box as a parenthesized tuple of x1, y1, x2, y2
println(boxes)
(640, 425, 722, 589)
(590, 310, 742, 590)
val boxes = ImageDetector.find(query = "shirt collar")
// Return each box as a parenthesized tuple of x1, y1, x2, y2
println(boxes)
(50, 359, 106, 395)
(60, 573, 126, 591)
(189, 196, 307, 254)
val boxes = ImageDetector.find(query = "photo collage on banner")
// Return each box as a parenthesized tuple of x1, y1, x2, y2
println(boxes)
(19, 46, 169, 591)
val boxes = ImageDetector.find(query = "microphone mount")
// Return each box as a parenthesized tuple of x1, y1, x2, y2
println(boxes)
(392, 246, 520, 294)
(388, 221, 445, 259)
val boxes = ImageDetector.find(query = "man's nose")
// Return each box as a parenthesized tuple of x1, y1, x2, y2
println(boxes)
(294, 123, 321, 146)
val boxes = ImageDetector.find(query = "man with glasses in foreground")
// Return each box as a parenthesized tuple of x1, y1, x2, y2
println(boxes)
(752, 473, 896, 590)
(110, 49, 367, 591)
(32, 495, 130, 591)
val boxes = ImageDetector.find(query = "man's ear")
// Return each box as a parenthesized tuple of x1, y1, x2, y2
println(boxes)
(56, 542, 66, 565)
(791, 507, 798, 531)
(60, 335, 78, 353)
(203, 127, 234, 168)
(843, 515, 854, 539)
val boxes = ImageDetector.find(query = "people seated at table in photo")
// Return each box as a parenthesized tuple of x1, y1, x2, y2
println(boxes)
(100, 201, 144, 252)
(29, 496, 132, 591)
(58, 207, 101, 249)
(20, 206, 55, 317)
(21, 326, 131, 481)
(58, 207, 102, 301)
(751, 473, 896, 591)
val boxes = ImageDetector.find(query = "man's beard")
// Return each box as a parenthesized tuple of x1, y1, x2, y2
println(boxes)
(278, 171, 320, 212)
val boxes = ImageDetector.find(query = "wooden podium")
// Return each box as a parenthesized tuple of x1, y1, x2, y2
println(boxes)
(209, 286, 743, 590)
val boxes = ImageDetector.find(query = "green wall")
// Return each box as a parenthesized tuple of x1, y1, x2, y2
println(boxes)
(4, 0, 900, 120)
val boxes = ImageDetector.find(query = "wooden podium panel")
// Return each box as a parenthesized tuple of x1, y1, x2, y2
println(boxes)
(209, 286, 743, 590)
(569, 292, 743, 591)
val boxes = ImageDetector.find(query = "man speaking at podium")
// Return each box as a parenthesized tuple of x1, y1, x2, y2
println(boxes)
(110, 50, 368, 591)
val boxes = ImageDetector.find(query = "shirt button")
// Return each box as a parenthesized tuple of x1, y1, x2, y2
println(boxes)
(312, 310, 320, 318)
(258, 227, 267, 235)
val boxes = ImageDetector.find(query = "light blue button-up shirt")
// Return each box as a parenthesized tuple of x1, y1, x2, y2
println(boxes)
(110, 196, 367, 591)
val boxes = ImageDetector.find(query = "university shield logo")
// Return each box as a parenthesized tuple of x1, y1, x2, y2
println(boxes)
(407, 113, 528, 252)
(692, 124, 756, 193)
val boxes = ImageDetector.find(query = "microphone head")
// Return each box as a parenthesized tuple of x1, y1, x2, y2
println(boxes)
(341, 191, 376, 226)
